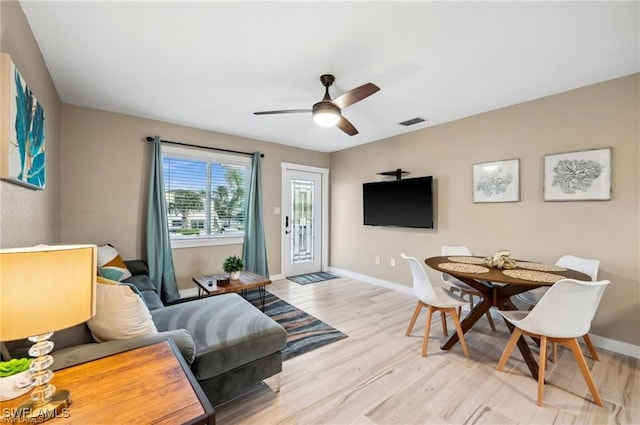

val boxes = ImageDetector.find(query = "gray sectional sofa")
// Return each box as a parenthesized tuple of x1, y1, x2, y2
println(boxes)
(3, 260, 287, 406)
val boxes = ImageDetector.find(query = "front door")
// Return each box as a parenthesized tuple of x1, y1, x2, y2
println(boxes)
(281, 164, 328, 277)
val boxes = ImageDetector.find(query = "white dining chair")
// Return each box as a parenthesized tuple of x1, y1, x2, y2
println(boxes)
(402, 253, 470, 358)
(515, 255, 600, 362)
(496, 278, 609, 407)
(441, 246, 496, 331)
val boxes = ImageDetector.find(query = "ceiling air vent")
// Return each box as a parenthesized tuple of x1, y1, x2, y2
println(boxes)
(398, 117, 426, 127)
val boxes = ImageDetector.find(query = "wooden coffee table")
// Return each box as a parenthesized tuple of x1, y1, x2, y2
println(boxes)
(192, 271, 271, 310)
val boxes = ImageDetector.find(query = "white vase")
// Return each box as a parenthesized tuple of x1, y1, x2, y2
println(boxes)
(230, 271, 240, 280)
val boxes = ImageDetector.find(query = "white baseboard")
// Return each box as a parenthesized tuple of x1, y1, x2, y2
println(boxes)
(328, 266, 413, 295)
(328, 267, 640, 359)
(587, 334, 640, 359)
(269, 274, 285, 281)
(179, 287, 199, 298)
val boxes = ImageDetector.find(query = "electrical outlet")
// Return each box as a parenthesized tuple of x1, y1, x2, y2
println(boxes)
(390, 257, 396, 267)
(375, 256, 381, 265)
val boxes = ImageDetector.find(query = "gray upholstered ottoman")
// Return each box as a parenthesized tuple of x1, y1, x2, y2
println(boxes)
(151, 293, 287, 404)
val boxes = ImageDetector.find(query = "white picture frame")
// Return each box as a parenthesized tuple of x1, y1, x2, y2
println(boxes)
(473, 159, 520, 203)
(544, 148, 611, 201)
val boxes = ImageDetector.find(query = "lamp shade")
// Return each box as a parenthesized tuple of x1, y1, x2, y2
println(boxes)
(0, 244, 97, 342)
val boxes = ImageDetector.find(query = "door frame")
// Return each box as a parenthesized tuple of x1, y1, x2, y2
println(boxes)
(281, 162, 329, 276)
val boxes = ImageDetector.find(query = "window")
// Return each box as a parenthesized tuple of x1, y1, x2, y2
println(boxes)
(162, 145, 251, 247)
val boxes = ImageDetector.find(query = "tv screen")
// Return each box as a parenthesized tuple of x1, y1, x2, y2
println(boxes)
(363, 176, 433, 228)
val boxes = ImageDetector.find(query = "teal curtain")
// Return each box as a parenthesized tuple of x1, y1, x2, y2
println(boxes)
(146, 136, 180, 303)
(242, 152, 269, 277)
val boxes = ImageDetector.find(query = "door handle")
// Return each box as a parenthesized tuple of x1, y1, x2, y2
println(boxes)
(285, 216, 290, 234)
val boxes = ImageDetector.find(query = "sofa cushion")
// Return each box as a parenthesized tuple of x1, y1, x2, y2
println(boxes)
(124, 260, 149, 277)
(151, 294, 287, 381)
(87, 278, 158, 342)
(3, 323, 94, 359)
(97, 244, 132, 282)
(122, 274, 164, 310)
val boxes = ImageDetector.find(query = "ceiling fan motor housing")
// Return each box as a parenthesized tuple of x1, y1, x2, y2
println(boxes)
(313, 101, 340, 115)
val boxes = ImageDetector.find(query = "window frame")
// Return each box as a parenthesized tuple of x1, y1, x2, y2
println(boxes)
(161, 144, 251, 249)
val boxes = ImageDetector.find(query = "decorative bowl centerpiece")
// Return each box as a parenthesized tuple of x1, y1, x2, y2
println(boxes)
(223, 255, 244, 280)
(484, 250, 517, 270)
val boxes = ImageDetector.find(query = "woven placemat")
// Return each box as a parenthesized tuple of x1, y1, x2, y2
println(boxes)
(503, 269, 563, 283)
(447, 256, 486, 265)
(439, 263, 489, 274)
(516, 262, 566, 272)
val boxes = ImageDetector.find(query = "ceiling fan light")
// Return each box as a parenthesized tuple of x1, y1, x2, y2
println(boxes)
(313, 110, 340, 127)
(312, 101, 341, 127)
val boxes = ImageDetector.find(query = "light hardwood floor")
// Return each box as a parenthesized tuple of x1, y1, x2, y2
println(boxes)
(216, 277, 639, 425)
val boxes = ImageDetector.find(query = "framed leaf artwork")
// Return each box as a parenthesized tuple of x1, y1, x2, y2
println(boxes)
(0, 53, 46, 190)
(544, 148, 611, 201)
(473, 159, 520, 203)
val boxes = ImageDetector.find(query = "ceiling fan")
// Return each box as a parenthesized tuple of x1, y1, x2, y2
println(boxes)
(254, 74, 380, 136)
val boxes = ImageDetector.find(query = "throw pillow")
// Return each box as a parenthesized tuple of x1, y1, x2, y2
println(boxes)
(87, 277, 158, 342)
(96, 244, 132, 282)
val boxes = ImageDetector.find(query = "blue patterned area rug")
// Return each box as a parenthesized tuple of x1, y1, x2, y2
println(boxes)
(245, 290, 347, 361)
(286, 271, 341, 285)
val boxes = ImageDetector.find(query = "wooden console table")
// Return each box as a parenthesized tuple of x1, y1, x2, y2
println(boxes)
(1, 340, 214, 424)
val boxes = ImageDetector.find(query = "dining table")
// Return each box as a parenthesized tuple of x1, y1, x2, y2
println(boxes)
(424, 255, 590, 379)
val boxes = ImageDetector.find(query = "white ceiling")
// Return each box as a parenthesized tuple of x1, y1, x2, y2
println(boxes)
(19, 1, 640, 153)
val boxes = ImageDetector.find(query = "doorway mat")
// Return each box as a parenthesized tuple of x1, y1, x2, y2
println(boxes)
(285, 271, 341, 285)
(245, 290, 348, 360)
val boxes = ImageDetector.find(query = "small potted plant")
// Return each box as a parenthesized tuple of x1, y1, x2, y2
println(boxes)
(223, 255, 244, 280)
(0, 358, 32, 401)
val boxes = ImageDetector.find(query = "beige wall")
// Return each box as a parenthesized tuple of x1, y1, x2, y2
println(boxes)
(0, 1, 62, 248)
(60, 105, 329, 289)
(330, 74, 640, 345)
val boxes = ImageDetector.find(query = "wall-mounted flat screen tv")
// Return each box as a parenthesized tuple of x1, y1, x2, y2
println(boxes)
(363, 176, 433, 228)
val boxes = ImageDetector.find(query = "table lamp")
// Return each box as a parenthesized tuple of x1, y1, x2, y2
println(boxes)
(0, 244, 96, 422)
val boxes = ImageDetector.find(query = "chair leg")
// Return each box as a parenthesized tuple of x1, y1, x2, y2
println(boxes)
(537, 336, 548, 407)
(422, 305, 435, 357)
(497, 327, 523, 371)
(552, 342, 558, 363)
(441, 311, 448, 337)
(567, 337, 603, 407)
(485, 310, 496, 331)
(406, 302, 422, 336)
(583, 334, 599, 361)
(449, 308, 470, 358)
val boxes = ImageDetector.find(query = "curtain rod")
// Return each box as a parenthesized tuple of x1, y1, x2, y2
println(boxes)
(145, 136, 264, 158)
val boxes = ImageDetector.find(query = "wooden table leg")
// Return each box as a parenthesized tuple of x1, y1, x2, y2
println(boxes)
(440, 295, 492, 350)
(498, 292, 542, 379)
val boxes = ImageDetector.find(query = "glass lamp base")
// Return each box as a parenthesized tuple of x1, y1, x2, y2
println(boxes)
(14, 389, 71, 422)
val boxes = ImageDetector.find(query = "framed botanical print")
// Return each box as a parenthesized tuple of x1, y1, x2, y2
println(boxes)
(544, 148, 611, 201)
(473, 159, 520, 203)
(0, 53, 46, 190)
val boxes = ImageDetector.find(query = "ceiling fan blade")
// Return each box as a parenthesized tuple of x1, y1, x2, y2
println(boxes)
(254, 109, 311, 115)
(333, 83, 380, 109)
(336, 116, 358, 136)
